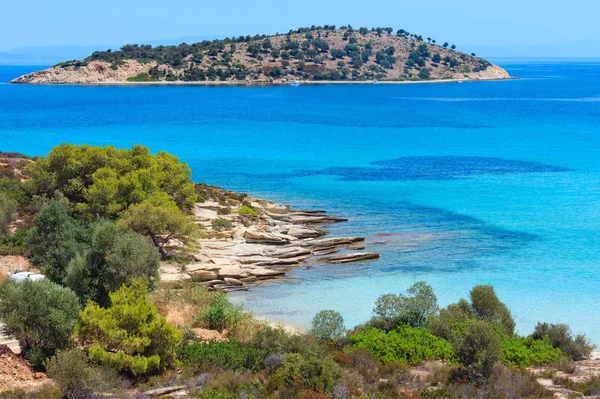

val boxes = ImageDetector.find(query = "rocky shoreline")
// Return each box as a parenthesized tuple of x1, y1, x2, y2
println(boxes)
(160, 187, 380, 292)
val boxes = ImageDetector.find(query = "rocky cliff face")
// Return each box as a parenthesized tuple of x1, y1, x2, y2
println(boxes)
(11, 60, 153, 84)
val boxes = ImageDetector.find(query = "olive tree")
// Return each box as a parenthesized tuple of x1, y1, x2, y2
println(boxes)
(311, 310, 345, 342)
(454, 320, 502, 384)
(0, 278, 80, 368)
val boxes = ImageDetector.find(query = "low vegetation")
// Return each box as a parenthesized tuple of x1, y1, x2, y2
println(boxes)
(0, 145, 594, 398)
(51, 25, 493, 83)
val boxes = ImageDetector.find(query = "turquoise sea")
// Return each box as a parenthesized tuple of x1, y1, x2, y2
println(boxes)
(1, 61, 599, 344)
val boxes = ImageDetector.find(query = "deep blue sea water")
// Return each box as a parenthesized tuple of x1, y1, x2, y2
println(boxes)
(1, 61, 599, 343)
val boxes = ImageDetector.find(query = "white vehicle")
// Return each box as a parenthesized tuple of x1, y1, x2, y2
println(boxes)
(6, 271, 45, 283)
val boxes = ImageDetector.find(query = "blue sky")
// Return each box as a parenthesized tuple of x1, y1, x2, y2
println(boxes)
(1, 0, 599, 52)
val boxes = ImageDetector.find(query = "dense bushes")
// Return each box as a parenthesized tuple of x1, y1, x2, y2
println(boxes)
(311, 310, 345, 342)
(0, 192, 16, 236)
(177, 340, 267, 371)
(270, 353, 341, 397)
(28, 144, 197, 219)
(75, 280, 181, 376)
(501, 336, 563, 366)
(371, 281, 438, 330)
(533, 322, 593, 361)
(453, 320, 502, 384)
(45, 348, 124, 398)
(349, 326, 455, 365)
(25, 200, 84, 282)
(65, 219, 159, 306)
(0, 278, 80, 368)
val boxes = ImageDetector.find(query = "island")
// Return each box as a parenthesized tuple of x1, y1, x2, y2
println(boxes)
(10, 25, 510, 85)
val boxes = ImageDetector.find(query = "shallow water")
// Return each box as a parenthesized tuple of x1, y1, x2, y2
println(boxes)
(1, 61, 599, 343)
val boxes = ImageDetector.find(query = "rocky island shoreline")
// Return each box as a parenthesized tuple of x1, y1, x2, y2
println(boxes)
(10, 26, 510, 85)
(160, 186, 380, 292)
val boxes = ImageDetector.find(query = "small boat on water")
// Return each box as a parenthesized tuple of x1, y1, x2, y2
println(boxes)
(290, 80, 300, 86)
(371, 80, 380, 84)
(457, 79, 464, 83)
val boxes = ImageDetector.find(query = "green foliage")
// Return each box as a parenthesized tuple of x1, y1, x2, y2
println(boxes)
(501, 336, 563, 367)
(126, 73, 158, 82)
(236, 205, 258, 217)
(0, 228, 29, 256)
(0, 192, 17, 236)
(453, 320, 502, 385)
(0, 178, 29, 207)
(533, 322, 593, 360)
(177, 340, 267, 371)
(251, 325, 321, 360)
(271, 353, 341, 397)
(349, 326, 455, 365)
(371, 281, 438, 330)
(75, 280, 182, 376)
(427, 299, 474, 340)
(64, 220, 160, 306)
(310, 310, 345, 342)
(28, 144, 197, 220)
(554, 376, 600, 396)
(469, 285, 515, 335)
(0, 278, 80, 368)
(25, 200, 84, 282)
(45, 348, 124, 397)
(199, 291, 244, 331)
(118, 192, 199, 257)
(211, 217, 232, 230)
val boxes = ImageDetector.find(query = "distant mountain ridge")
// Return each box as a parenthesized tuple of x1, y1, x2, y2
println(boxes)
(10, 26, 510, 84)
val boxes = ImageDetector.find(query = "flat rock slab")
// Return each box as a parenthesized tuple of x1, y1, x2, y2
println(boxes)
(248, 269, 287, 279)
(319, 252, 380, 264)
(244, 230, 290, 244)
(144, 386, 187, 397)
(301, 236, 365, 248)
(286, 225, 326, 239)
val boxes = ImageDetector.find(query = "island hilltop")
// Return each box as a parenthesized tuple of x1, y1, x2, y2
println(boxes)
(11, 25, 510, 84)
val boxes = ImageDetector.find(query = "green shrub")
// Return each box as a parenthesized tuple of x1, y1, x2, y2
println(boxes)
(45, 348, 124, 397)
(371, 281, 438, 330)
(427, 299, 474, 340)
(0, 192, 17, 236)
(75, 279, 182, 376)
(553, 375, 600, 396)
(0, 178, 29, 206)
(177, 340, 267, 371)
(0, 278, 80, 368)
(270, 353, 341, 397)
(211, 218, 232, 230)
(349, 326, 455, 365)
(126, 73, 158, 82)
(310, 310, 345, 342)
(198, 291, 244, 330)
(0, 228, 29, 256)
(251, 325, 321, 359)
(469, 285, 515, 335)
(501, 336, 563, 367)
(236, 205, 258, 217)
(25, 200, 84, 282)
(533, 322, 593, 360)
(64, 220, 159, 306)
(453, 320, 502, 385)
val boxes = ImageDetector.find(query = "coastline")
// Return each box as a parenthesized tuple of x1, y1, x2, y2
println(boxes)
(8, 77, 516, 86)
(159, 186, 381, 293)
